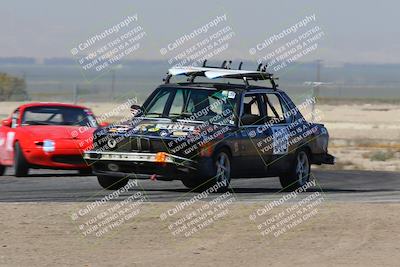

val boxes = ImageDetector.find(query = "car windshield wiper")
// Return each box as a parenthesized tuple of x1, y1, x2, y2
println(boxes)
(170, 112, 191, 117)
(143, 112, 163, 118)
(169, 112, 194, 120)
(169, 113, 205, 123)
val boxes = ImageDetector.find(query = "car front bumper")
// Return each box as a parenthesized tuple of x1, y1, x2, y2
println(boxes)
(23, 148, 90, 169)
(83, 150, 207, 180)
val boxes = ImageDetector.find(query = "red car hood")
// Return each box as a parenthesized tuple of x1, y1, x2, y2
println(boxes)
(22, 125, 95, 140)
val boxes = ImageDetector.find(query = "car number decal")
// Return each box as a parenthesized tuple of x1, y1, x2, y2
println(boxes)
(0, 135, 4, 147)
(227, 91, 236, 99)
(271, 126, 289, 155)
(6, 132, 15, 151)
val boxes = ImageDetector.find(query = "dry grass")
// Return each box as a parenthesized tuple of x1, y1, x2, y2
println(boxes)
(368, 150, 396, 161)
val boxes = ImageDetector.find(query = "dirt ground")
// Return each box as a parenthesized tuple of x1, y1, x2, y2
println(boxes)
(0, 202, 399, 267)
(316, 104, 400, 171)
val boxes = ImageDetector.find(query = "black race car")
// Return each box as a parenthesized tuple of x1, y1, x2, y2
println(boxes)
(84, 61, 334, 192)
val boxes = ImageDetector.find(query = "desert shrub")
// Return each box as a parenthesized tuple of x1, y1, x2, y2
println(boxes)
(0, 73, 28, 101)
(370, 151, 395, 161)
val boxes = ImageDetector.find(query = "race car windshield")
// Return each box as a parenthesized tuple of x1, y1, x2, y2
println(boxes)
(21, 106, 98, 127)
(143, 88, 238, 124)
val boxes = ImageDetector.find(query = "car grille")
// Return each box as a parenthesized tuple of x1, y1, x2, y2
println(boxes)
(100, 135, 174, 153)
(131, 137, 151, 151)
(103, 136, 152, 152)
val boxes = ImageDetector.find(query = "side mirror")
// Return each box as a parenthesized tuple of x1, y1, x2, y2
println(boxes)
(130, 104, 142, 117)
(99, 122, 109, 127)
(1, 118, 12, 127)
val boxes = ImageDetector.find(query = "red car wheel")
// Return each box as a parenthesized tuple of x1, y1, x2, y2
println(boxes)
(14, 142, 29, 177)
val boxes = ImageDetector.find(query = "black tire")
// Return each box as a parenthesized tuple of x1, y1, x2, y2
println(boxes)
(78, 169, 92, 175)
(181, 176, 205, 190)
(97, 175, 128, 190)
(279, 149, 311, 191)
(14, 142, 29, 177)
(181, 149, 232, 193)
(211, 149, 231, 192)
(0, 165, 5, 176)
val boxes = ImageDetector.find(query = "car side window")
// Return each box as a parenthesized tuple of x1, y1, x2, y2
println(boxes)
(262, 93, 288, 124)
(11, 109, 19, 128)
(241, 94, 263, 126)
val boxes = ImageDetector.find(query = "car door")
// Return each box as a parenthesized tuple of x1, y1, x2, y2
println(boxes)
(258, 92, 298, 171)
(0, 108, 19, 164)
(237, 93, 267, 177)
(0, 120, 9, 164)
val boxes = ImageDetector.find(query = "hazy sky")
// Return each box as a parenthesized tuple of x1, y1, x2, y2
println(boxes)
(0, 0, 398, 63)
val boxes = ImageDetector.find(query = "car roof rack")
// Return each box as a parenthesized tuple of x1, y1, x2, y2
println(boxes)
(163, 60, 279, 90)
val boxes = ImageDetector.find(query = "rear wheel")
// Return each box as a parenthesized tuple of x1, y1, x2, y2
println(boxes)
(279, 150, 311, 191)
(14, 142, 29, 177)
(97, 175, 128, 190)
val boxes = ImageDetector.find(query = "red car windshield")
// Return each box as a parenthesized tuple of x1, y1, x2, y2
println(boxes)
(21, 106, 98, 127)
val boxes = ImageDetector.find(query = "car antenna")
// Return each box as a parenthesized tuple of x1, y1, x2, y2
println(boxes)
(261, 64, 268, 72)
(226, 60, 232, 69)
(221, 60, 227, 69)
(238, 62, 243, 70)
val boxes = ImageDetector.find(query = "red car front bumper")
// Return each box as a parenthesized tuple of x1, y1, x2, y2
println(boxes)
(23, 147, 90, 170)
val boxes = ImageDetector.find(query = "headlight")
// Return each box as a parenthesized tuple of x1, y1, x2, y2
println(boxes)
(43, 139, 55, 152)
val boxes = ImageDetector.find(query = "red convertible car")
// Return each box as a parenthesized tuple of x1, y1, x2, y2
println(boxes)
(0, 102, 102, 177)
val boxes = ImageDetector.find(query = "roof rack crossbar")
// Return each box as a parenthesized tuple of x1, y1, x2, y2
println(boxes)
(165, 60, 278, 89)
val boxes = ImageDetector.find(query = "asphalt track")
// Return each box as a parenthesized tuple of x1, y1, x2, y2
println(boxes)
(0, 169, 400, 203)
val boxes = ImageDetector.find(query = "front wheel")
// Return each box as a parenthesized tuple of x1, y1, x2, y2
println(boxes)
(0, 165, 5, 176)
(14, 142, 29, 177)
(279, 150, 311, 191)
(181, 176, 204, 190)
(181, 149, 232, 192)
(97, 175, 128, 190)
(213, 150, 231, 192)
(203, 149, 231, 192)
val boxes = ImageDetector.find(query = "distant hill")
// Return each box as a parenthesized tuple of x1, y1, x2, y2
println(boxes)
(0, 58, 399, 101)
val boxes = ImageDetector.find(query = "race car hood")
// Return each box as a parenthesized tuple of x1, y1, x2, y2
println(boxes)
(94, 118, 233, 156)
(20, 125, 95, 140)
(103, 118, 227, 138)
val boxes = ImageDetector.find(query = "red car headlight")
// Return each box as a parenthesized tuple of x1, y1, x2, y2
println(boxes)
(39, 139, 56, 152)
